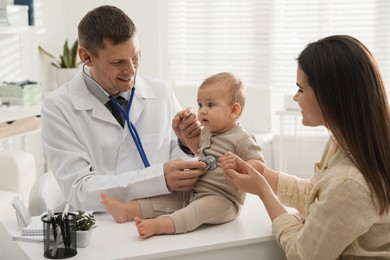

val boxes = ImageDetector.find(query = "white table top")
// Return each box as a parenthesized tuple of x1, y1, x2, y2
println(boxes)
(0, 194, 286, 260)
(0, 105, 41, 124)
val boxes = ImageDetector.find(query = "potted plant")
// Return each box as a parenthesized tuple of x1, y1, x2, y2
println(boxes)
(39, 39, 81, 87)
(75, 210, 95, 248)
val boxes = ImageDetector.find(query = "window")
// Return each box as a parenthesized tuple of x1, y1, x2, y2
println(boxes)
(163, 0, 390, 134)
(161, 0, 270, 87)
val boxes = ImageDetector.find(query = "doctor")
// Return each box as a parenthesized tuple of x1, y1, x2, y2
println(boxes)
(41, 5, 207, 211)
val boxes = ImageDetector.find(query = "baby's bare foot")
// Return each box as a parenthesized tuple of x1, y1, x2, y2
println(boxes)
(101, 192, 131, 223)
(134, 217, 150, 239)
(134, 216, 176, 240)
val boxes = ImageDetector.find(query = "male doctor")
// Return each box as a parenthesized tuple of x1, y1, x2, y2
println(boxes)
(41, 5, 207, 211)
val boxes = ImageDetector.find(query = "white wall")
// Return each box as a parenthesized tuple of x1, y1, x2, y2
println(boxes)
(273, 136, 328, 178)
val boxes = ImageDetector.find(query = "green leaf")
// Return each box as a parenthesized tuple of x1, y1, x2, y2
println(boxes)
(75, 210, 96, 231)
(38, 46, 62, 68)
(39, 39, 80, 68)
(70, 40, 79, 68)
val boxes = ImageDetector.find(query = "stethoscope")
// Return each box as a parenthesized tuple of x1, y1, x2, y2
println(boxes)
(82, 60, 150, 168)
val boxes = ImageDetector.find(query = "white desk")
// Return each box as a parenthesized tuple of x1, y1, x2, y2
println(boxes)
(0, 105, 41, 149)
(0, 194, 286, 260)
(0, 105, 41, 124)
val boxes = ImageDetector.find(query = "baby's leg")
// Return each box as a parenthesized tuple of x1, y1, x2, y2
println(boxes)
(134, 216, 175, 239)
(101, 192, 141, 223)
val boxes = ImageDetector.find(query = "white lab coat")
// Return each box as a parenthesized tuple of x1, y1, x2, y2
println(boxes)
(41, 71, 186, 211)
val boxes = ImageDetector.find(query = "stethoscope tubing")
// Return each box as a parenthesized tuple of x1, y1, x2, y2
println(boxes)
(109, 87, 150, 168)
(82, 62, 150, 168)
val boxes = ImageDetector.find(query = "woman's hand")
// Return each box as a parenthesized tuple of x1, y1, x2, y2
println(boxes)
(220, 151, 241, 172)
(221, 153, 266, 197)
(221, 155, 287, 221)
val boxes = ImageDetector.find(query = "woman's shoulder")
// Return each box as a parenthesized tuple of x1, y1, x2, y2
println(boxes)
(324, 153, 371, 195)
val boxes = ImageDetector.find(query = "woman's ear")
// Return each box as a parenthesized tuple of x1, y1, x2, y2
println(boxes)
(231, 103, 242, 119)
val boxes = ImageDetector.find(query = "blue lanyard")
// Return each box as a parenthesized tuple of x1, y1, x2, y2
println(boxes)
(109, 88, 150, 168)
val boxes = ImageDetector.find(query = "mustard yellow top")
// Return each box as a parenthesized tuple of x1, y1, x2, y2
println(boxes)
(273, 138, 390, 259)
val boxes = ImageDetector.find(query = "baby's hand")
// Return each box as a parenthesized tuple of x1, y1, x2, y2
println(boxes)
(220, 152, 240, 172)
(175, 107, 192, 121)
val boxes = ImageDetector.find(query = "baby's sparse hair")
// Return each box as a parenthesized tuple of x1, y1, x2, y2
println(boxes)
(199, 72, 246, 113)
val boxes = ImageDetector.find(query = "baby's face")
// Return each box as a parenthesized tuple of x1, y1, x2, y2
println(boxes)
(197, 83, 236, 133)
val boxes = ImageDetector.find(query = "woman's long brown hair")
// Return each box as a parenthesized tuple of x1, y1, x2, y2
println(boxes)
(298, 35, 390, 214)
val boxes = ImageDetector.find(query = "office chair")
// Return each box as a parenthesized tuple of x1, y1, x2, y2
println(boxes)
(28, 171, 66, 216)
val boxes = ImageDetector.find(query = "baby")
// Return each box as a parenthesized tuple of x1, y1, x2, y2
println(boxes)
(101, 72, 264, 239)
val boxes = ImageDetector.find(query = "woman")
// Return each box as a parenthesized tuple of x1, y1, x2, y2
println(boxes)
(220, 35, 390, 259)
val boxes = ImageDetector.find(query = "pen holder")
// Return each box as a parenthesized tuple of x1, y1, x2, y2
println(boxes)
(41, 212, 77, 259)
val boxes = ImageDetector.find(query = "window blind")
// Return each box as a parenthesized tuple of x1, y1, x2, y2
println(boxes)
(0, 34, 25, 82)
(162, 0, 270, 88)
(163, 0, 390, 134)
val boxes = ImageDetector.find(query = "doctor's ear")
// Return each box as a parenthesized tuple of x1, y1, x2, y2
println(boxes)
(81, 55, 92, 65)
(78, 47, 92, 65)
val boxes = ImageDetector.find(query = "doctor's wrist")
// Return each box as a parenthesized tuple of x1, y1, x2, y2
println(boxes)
(178, 139, 194, 156)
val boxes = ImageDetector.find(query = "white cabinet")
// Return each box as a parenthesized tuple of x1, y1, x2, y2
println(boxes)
(0, 25, 43, 82)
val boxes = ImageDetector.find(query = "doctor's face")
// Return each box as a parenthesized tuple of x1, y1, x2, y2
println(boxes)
(89, 35, 140, 95)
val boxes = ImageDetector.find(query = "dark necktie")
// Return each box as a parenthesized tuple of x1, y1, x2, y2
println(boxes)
(105, 96, 128, 128)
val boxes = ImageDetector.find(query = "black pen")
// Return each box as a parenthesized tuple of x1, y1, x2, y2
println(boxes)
(51, 215, 61, 257)
(59, 219, 66, 250)
(45, 210, 53, 253)
(51, 214, 56, 243)
(62, 203, 70, 249)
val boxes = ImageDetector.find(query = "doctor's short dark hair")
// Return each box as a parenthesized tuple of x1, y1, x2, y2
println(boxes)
(78, 5, 137, 56)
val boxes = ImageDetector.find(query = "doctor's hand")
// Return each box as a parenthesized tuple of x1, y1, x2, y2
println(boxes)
(163, 160, 207, 191)
(172, 107, 202, 156)
(172, 107, 201, 141)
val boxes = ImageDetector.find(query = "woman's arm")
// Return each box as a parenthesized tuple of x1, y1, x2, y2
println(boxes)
(221, 154, 287, 220)
(220, 153, 279, 193)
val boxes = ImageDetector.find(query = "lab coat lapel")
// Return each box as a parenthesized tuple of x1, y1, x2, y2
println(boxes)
(91, 99, 118, 126)
(129, 93, 144, 125)
(69, 71, 118, 125)
(130, 78, 156, 124)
